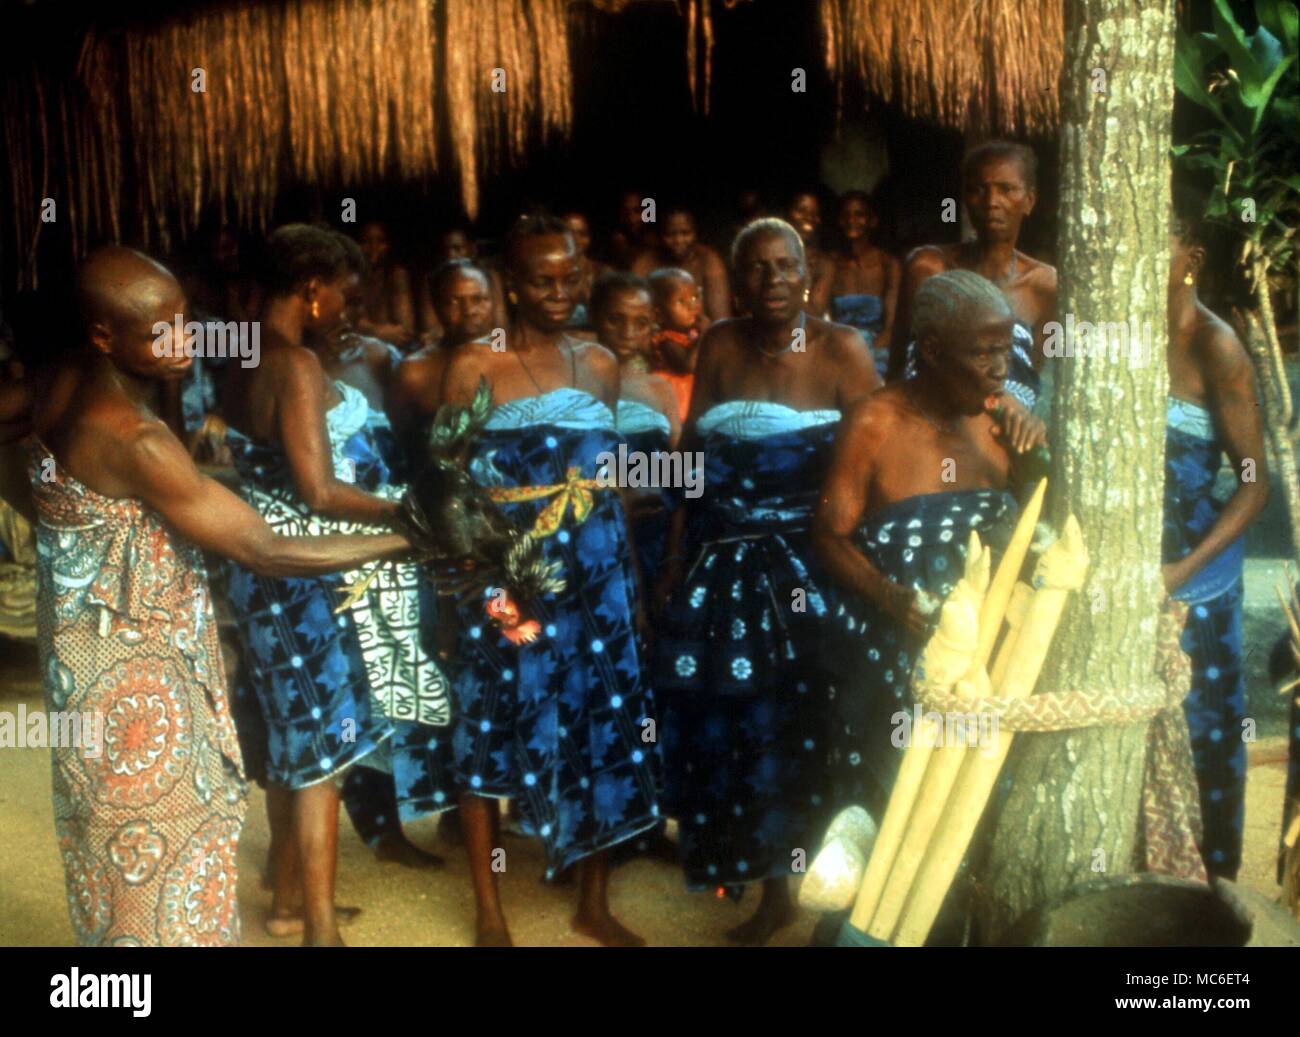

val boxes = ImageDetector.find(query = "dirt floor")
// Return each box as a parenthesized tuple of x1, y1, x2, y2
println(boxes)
(0, 638, 1290, 948)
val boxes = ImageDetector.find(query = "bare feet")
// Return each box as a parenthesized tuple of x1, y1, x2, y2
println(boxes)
(373, 831, 445, 869)
(724, 899, 795, 946)
(572, 909, 646, 947)
(265, 904, 362, 938)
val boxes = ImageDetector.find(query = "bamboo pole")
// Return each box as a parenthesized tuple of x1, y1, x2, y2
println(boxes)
(865, 482, 1045, 937)
(848, 535, 988, 933)
(891, 514, 1089, 947)
(850, 481, 1044, 934)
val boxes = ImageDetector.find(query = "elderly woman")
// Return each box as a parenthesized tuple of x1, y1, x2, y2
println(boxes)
(654, 218, 878, 944)
(813, 270, 1044, 835)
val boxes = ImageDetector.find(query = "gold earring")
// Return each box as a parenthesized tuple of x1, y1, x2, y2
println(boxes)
(1183, 271, 1194, 286)
(310, 299, 320, 319)
(507, 291, 518, 306)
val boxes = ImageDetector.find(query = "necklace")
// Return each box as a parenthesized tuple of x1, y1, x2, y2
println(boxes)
(756, 310, 807, 359)
(514, 336, 577, 395)
(904, 380, 957, 434)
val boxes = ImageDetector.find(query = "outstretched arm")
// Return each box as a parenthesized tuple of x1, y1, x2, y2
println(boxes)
(119, 423, 408, 578)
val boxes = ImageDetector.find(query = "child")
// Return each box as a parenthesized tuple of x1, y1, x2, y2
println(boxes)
(648, 267, 705, 425)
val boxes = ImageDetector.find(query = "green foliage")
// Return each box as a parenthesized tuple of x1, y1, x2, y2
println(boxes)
(1173, 0, 1299, 276)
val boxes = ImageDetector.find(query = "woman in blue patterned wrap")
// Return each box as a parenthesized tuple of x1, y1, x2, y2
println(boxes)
(809, 191, 900, 379)
(655, 217, 879, 944)
(1161, 207, 1268, 880)
(438, 214, 659, 946)
(813, 270, 1044, 830)
(220, 225, 452, 945)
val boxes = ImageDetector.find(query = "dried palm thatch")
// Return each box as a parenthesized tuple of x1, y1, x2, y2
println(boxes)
(820, 0, 1063, 136)
(445, 0, 572, 217)
(0, 0, 572, 285)
(1, 0, 441, 286)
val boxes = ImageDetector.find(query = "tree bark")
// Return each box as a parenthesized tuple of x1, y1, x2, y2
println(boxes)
(977, 0, 1177, 943)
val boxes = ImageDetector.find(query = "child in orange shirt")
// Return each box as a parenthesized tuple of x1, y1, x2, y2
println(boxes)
(648, 267, 706, 424)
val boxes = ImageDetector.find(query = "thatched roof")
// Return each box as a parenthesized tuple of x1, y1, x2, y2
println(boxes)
(1, 0, 1062, 289)
(820, 0, 1063, 137)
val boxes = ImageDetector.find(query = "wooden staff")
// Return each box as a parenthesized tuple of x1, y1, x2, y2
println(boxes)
(891, 514, 1089, 947)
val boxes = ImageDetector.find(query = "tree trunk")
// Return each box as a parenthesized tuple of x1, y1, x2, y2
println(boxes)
(976, 0, 1177, 943)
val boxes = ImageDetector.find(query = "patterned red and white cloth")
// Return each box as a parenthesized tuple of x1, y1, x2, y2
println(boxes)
(30, 444, 246, 946)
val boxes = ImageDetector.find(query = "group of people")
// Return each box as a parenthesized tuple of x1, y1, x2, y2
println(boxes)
(0, 139, 1280, 948)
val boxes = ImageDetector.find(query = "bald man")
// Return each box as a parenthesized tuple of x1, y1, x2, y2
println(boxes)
(15, 247, 409, 946)
(813, 271, 1044, 830)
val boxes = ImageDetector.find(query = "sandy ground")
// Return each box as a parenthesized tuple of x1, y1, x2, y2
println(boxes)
(0, 637, 1290, 948)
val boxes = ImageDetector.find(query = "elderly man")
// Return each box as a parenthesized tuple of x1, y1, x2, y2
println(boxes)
(5, 247, 409, 945)
(813, 270, 1044, 823)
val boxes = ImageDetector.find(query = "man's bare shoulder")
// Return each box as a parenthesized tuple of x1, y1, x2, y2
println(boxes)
(61, 392, 179, 492)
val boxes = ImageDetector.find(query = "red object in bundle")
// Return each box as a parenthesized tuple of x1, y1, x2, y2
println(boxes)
(485, 591, 542, 645)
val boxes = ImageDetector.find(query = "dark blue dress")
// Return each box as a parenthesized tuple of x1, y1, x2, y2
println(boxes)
(1163, 396, 1247, 879)
(654, 401, 840, 891)
(831, 293, 887, 377)
(450, 388, 661, 874)
(822, 489, 1018, 818)
(615, 399, 675, 591)
(224, 383, 454, 820)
